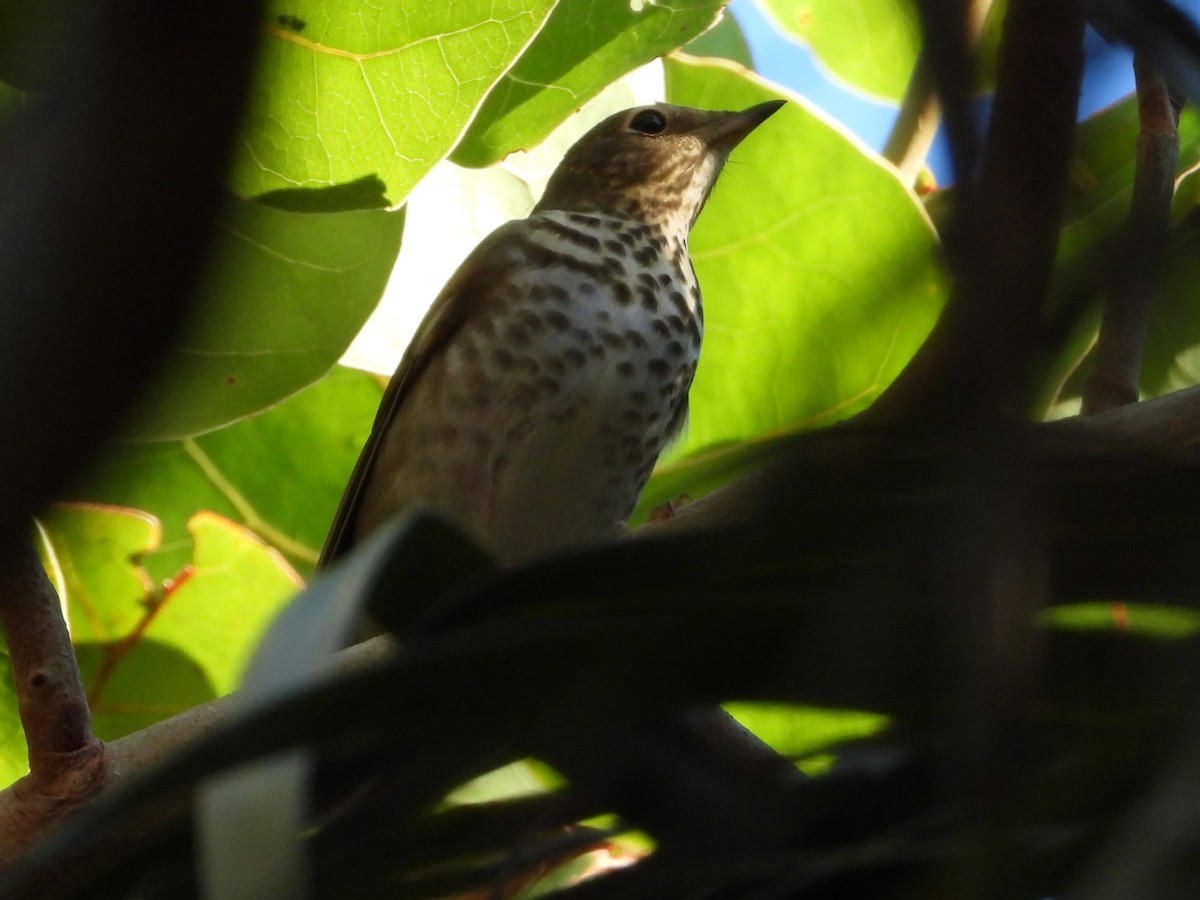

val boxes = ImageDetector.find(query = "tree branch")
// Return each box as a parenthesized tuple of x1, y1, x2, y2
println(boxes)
(0, 541, 108, 863)
(1081, 58, 1181, 415)
(873, 0, 1087, 420)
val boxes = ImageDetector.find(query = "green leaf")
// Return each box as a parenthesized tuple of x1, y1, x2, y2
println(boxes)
(126, 197, 402, 441)
(753, 0, 921, 101)
(230, 0, 558, 202)
(451, 0, 726, 168)
(723, 702, 889, 758)
(1042, 603, 1200, 639)
(82, 365, 383, 580)
(38, 505, 301, 742)
(662, 57, 946, 464)
(684, 10, 754, 69)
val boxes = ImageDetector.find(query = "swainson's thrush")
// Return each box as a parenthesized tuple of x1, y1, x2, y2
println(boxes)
(320, 100, 784, 567)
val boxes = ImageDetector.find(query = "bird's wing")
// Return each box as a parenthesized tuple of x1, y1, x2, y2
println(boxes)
(317, 219, 531, 569)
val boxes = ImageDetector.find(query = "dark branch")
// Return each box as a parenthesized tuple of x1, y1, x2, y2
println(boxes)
(0, 539, 107, 863)
(1081, 58, 1181, 415)
(872, 0, 1087, 421)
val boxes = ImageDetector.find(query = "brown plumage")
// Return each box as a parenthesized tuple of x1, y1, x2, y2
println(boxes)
(320, 100, 784, 567)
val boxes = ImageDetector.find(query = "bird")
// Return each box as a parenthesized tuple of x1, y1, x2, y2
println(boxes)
(319, 99, 784, 569)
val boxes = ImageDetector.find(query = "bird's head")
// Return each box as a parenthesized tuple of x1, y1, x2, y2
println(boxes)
(535, 100, 784, 233)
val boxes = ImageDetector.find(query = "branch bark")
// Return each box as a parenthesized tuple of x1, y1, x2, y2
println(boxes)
(0, 541, 108, 863)
(873, 0, 1087, 421)
(1081, 58, 1181, 415)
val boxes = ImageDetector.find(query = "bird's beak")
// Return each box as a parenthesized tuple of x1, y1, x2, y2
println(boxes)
(696, 99, 786, 151)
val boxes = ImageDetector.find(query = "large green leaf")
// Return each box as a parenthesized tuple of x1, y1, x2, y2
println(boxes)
(230, 1, 558, 202)
(36, 506, 301, 743)
(662, 57, 946, 464)
(753, 0, 922, 101)
(685, 8, 754, 68)
(126, 198, 402, 441)
(451, 0, 726, 168)
(83, 365, 382, 581)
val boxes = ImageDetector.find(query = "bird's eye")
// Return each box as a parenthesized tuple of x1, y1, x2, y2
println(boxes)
(629, 109, 668, 135)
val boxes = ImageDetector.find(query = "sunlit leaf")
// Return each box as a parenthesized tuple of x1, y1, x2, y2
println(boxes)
(83, 366, 382, 580)
(39, 505, 301, 742)
(685, 9, 754, 68)
(753, 0, 921, 101)
(662, 56, 946, 465)
(451, 0, 725, 167)
(230, 0, 558, 202)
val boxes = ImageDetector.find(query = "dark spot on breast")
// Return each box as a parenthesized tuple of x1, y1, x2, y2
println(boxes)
(668, 291, 688, 316)
(619, 231, 636, 247)
(589, 344, 606, 359)
(633, 246, 658, 266)
(638, 286, 658, 311)
(518, 310, 544, 334)
(546, 356, 567, 377)
(504, 323, 530, 346)
(539, 218, 602, 252)
(596, 309, 611, 324)
(613, 281, 634, 305)
(547, 284, 570, 304)
(569, 213, 602, 228)
(600, 330, 626, 350)
(617, 361, 636, 378)
(491, 348, 515, 370)
(545, 309, 571, 332)
(565, 347, 586, 368)
(623, 450, 643, 466)
(604, 256, 626, 276)
(658, 273, 673, 286)
(666, 340, 685, 357)
(648, 358, 671, 378)
(630, 390, 648, 405)
(624, 329, 647, 349)
(536, 376, 561, 396)
(529, 284, 546, 304)
(605, 239, 626, 256)
(665, 314, 686, 333)
(650, 319, 670, 338)
(623, 409, 642, 425)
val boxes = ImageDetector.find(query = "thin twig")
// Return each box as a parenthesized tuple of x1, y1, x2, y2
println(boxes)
(1081, 58, 1181, 415)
